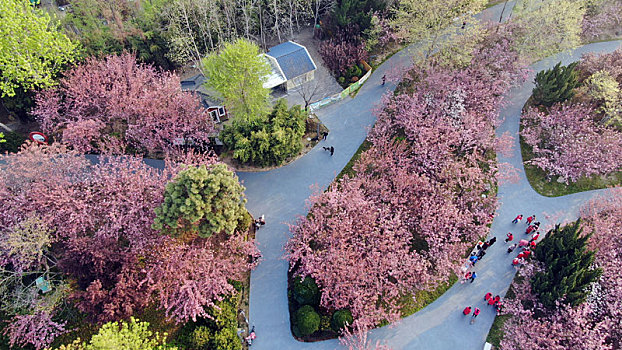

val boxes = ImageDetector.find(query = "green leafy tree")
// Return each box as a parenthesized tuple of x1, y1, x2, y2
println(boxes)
(55, 317, 173, 350)
(508, 0, 586, 61)
(153, 163, 247, 238)
(294, 305, 320, 337)
(202, 39, 271, 121)
(221, 99, 306, 167)
(532, 220, 603, 310)
(532, 61, 579, 107)
(0, 0, 77, 97)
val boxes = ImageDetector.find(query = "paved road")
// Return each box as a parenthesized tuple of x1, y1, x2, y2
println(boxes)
(236, 6, 622, 350)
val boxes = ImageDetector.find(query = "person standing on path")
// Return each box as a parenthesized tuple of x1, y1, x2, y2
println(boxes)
(382, 75, 386, 86)
(330, 146, 334, 156)
(472, 307, 480, 320)
(469, 255, 479, 265)
(485, 292, 492, 302)
(507, 243, 517, 253)
(470, 271, 477, 283)
(463, 306, 472, 315)
(488, 237, 497, 246)
(512, 214, 523, 224)
(526, 215, 536, 225)
(505, 232, 514, 242)
(322, 131, 328, 140)
(477, 249, 486, 259)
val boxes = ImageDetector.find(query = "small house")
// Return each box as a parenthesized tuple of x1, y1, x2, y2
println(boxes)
(263, 41, 317, 91)
(180, 74, 228, 123)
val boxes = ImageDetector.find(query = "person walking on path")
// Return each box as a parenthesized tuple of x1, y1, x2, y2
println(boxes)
(507, 243, 517, 253)
(330, 146, 334, 156)
(469, 255, 479, 265)
(463, 306, 472, 315)
(526, 215, 536, 225)
(470, 271, 477, 283)
(382, 75, 386, 86)
(530, 232, 540, 242)
(518, 239, 529, 248)
(485, 292, 492, 302)
(477, 249, 486, 259)
(505, 232, 514, 242)
(493, 295, 501, 306)
(526, 225, 536, 235)
(471, 307, 480, 323)
(461, 271, 472, 284)
(322, 131, 328, 140)
(512, 214, 523, 224)
(488, 237, 497, 246)
(481, 241, 490, 250)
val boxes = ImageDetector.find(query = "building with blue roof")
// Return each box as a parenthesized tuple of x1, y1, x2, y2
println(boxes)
(262, 41, 317, 91)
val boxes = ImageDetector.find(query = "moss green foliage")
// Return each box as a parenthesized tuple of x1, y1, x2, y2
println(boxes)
(532, 220, 602, 310)
(486, 314, 510, 347)
(294, 305, 320, 337)
(0, 0, 77, 97)
(55, 317, 173, 350)
(221, 99, 306, 167)
(396, 274, 458, 320)
(202, 39, 271, 121)
(292, 276, 320, 306)
(532, 62, 579, 107)
(330, 0, 386, 34)
(330, 309, 353, 332)
(153, 163, 247, 238)
(0, 131, 26, 153)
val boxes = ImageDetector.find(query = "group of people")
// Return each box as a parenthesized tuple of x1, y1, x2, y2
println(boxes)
(461, 212, 543, 323)
(254, 215, 266, 229)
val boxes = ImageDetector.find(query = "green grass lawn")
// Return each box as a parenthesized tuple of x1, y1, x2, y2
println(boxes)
(486, 314, 510, 347)
(398, 274, 459, 318)
(335, 139, 372, 181)
(520, 135, 622, 197)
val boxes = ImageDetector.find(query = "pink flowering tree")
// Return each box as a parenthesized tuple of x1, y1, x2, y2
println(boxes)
(500, 188, 622, 349)
(0, 143, 260, 346)
(287, 32, 526, 330)
(582, 0, 622, 42)
(32, 53, 215, 156)
(520, 103, 622, 183)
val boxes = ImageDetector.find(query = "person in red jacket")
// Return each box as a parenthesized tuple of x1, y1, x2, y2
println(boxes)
(463, 306, 472, 315)
(472, 307, 481, 319)
(485, 292, 492, 301)
(526, 215, 536, 225)
(505, 232, 514, 242)
(531, 232, 540, 242)
(512, 214, 523, 224)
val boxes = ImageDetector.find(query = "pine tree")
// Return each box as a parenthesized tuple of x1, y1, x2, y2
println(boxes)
(532, 220, 602, 310)
(532, 61, 579, 107)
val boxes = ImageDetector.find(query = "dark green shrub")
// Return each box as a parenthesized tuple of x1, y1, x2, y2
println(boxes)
(532, 61, 579, 107)
(236, 210, 253, 232)
(295, 305, 320, 337)
(0, 131, 26, 153)
(338, 76, 346, 84)
(320, 314, 331, 331)
(330, 309, 353, 332)
(292, 276, 320, 306)
(221, 99, 306, 167)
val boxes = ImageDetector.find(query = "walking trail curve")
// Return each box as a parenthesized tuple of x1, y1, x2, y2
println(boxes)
(237, 7, 622, 350)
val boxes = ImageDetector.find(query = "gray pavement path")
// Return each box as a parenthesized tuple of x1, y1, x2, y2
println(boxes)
(239, 3, 622, 347)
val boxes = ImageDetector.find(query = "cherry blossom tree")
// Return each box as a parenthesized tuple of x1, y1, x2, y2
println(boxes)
(0, 142, 259, 345)
(520, 103, 622, 183)
(287, 32, 526, 330)
(32, 53, 215, 156)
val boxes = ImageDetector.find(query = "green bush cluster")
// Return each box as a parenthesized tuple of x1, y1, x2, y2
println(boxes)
(532, 61, 579, 107)
(0, 131, 25, 153)
(292, 276, 320, 306)
(221, 99, 306, 167)
(294, 305, 320, 337)
(330, 309, 353, 332)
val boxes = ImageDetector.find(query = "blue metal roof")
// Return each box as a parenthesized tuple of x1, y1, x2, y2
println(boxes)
(266, 41, 316, 81)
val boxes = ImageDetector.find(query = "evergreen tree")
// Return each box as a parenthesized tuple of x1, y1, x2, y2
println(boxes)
(532, 61, 579, 107)
(532, 220, 602, 310)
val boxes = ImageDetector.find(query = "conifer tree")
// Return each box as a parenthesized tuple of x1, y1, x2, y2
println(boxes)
(532, 220, 602, 310)
(532, 61, 579, 107)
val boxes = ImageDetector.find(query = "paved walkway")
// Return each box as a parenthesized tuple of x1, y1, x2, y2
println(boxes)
(238, 3, 622, 348)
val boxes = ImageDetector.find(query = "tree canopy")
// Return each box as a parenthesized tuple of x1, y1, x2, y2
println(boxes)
(201, 39, 271, 121)
(0, 0, 77, 97)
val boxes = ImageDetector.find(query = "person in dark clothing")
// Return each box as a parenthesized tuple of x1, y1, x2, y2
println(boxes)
(481, 241, 490, 250)
(382, 75, 386, 86)
(330, 146, 334, 156)
(488, 237, 497, 246)
(477, 250, 486, 259)
(322, 131, 328, 140)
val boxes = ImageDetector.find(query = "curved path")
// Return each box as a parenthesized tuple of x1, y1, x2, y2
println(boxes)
(237, 9, 622, 350)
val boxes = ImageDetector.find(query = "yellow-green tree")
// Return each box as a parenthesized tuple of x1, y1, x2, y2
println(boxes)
(391, 0, 487, 62)
(56, 318, 174, 350)
(0, 0, 77, 97)
(508, 0, 586, 61)
(201, 39, 271, 121)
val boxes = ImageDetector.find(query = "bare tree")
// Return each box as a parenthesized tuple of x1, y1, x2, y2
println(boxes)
(296, 80, 321, 111)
